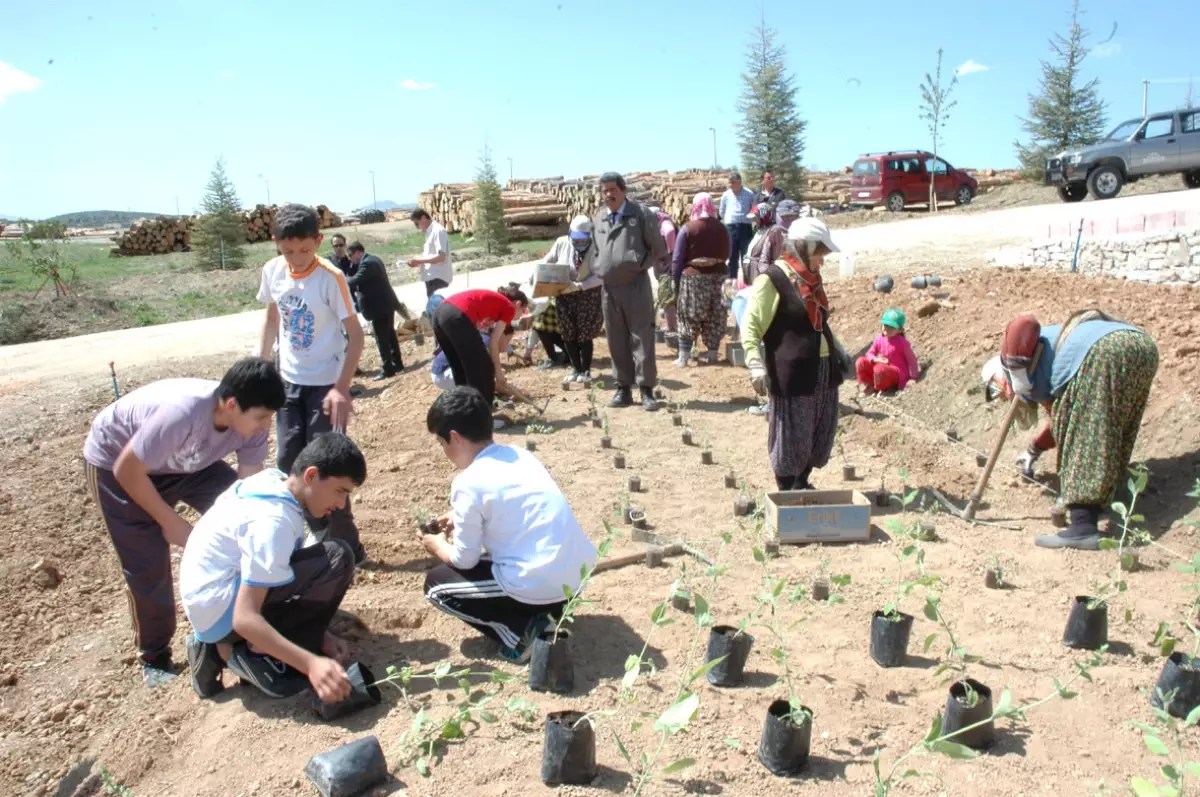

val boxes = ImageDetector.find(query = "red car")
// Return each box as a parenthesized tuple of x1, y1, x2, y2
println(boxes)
(849, 151, 978, 212)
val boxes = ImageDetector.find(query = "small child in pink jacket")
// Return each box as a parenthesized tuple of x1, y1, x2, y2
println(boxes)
(856, 308, 920, 394)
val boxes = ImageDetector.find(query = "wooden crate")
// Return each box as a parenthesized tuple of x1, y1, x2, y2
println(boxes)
(533, 262, 571, 298)
(765, 490, 872, 544)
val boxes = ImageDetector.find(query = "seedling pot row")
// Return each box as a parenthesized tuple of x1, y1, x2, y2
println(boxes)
(530, 630, 573, 695)
(1063, 595, 1107, 650)
(311, 662, 381, 721)
(757, 700, 813, 776)
(613, 453, 625, 469)
(600, 435, 612, 449)
(540, 711, 597, 785)
(870, 611, 913, 668)
(1151, 652, 1200, 719)
(724, 471, 737, 489)
(942, 679, 995, 750)
(627, 475, 642, 493)
(811, 577, 830, 602)
(304, 735, 388, 797)
(706, 625, 754, 687)
(734, 496, 755, 517)
(700, 450, 713, 465)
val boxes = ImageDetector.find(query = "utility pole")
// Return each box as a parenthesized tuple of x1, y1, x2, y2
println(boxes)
(1143, 79, 1150, 118)
(257, 174, 271, 205)
(507, 157, 513, 183)
(174, 196, 180, 216)
(709, 127, 718, 170)
(369, 170, 377, 210)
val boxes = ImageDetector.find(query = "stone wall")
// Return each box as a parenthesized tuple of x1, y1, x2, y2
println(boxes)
(991, 227, 1200, 285)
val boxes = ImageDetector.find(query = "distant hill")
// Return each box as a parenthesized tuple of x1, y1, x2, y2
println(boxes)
(45, 210, 175, 229)
(358, 200, 414, 212)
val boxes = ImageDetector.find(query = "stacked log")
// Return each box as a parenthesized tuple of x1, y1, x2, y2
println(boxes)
(109, 204, 343, 256)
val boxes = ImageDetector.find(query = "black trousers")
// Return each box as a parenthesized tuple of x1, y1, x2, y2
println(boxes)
(424, 561, 565, 649)
(562, 340, 594, 373)
(432, 303, 496, 406)
(727, 223, 753, 279)
(216, 540, 354, 654)
(537, 330, 569, 365)
(425, 278, 449, 298)
(276, 382, 360, 551)
(370, 315, 403, 374)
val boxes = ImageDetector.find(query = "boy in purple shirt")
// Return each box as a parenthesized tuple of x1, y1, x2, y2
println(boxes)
(83, 358, 286, 686)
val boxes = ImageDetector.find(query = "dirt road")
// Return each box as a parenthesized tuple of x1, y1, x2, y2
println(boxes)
(3, 186, 1197, 389)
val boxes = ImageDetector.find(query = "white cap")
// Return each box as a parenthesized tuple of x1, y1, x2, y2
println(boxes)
(786, 217, 840, 253)
(569, 214, 592, 237)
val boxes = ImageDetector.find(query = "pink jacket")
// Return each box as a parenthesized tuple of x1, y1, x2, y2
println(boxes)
(865, 333, 920, 387)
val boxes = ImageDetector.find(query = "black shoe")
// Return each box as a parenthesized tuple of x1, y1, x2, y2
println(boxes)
(1035, 505, 1102, 550)
(187, 634, 225, 699)
(609, 387, 633, 407)
(640, 386, 659, 411)
(351, 542, 368, 568)
(226, 643, 308, 698)
(140, 650, 177, 689)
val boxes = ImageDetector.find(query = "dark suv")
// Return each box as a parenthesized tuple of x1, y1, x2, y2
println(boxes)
(849, 151, 978, 212)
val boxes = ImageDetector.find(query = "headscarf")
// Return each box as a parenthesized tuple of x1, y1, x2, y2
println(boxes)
(1001, 315, 1041, 369)
(779, 250, 829, 332)
(690, 192, 718, 221)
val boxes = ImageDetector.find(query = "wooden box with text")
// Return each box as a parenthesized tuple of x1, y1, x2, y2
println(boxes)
(532, 262, 572, 298)
(765, 490, 872, 544)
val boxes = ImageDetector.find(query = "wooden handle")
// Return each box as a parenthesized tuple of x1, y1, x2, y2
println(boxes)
(964, 399, 1022, 521)
(592, 543, 684, 574)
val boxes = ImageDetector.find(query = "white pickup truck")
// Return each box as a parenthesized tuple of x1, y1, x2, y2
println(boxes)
(1045, 107, 1200, 201)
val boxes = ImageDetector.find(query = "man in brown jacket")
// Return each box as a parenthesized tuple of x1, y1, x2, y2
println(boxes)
(591, 172, 667, 410)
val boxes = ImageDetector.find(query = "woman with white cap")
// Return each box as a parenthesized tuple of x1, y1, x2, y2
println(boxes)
(539, 215, 606, 383)
(741, 218, 845, 490)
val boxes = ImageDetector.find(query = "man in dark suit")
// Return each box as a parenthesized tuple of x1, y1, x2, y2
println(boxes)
(346, 241, 404, 380)
(328, 233, 360, 312)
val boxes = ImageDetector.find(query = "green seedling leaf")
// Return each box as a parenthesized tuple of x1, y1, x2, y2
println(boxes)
(1143, 733, 1170, 757)
(687, 656, 726, 687)
(662, 758, 697, 774)
(828, 594, 845, 605)
(693, 594, 710, 622)
(433, 661, 452, 677)
(831, 574, 852, 587)
(414, 757, 430, 777)
(923, 632, 938, 653)
(723, 737, 741, 749)
(1112, 501, 1129, 519)
(614, 731, 633, 763)
(1161, 765, 1180, 782)
(923, 712, 943, 743)
(1185, 761, 1200, 778)
(655, 692, 701, 735)
(928, 740, 979, 760)
(1130, 776, 1162, 797)
(441, 720, 465, 740)
(478, 710, 498, 724)
(772, 578, 786, 599)
(385, 664, 398, 676)
(1186, 704, 1200, 727)
(1099, 538, 1119, 551)
(994, 688, 1014, 718)
(923, 600, 940, 623)
(752, 547, 765, 563)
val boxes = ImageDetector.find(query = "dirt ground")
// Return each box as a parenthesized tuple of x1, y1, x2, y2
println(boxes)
(2, 266, 1200, 797)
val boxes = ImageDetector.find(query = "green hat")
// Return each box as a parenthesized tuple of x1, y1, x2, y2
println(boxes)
(881, 308, 906, 329)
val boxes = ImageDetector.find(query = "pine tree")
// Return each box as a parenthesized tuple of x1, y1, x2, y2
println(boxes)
(918, 48, 958, 213)
(736, 19, 806, 200)
(472, 145, 508, 255)
(191, 158, 246, 270)
(1013, 0, 1107, 179)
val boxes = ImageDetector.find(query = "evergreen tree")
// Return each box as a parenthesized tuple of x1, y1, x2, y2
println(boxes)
(736, 19, 806, 199)
(192, 158, 246, 270)
(1013, 0, 1107, 179)
(918, 48, 958, 212)
(472, 145, 508, 255)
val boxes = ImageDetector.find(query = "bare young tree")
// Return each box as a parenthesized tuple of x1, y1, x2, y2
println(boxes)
(918, 48, 958, 212)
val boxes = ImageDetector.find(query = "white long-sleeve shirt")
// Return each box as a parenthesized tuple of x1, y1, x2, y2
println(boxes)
(448, 444, 597, 604)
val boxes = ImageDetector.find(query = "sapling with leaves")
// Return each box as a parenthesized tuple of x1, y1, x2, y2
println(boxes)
(799, 557, 851, 605)
(1088, 466, 1150, 610)
(602, 411, 610, 437)
(751, 541, 812, 726)
(1151, 552, 1200, 659)
(880, 519, 937, 622)
(587, 383, 598, 417)
(922, 593, 984, 706)
(873, 650, 1103, 796)
(552, 522, 619, 643)
(1118, 691, 1200, 797)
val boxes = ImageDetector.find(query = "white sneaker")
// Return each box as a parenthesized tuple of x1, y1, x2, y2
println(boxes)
(562, 372, 578, 385)
(576, 371, 592, 385)
(748, 403, 769, 416)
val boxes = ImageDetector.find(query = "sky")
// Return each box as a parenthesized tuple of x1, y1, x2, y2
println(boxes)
(1, 0, 1196, 219)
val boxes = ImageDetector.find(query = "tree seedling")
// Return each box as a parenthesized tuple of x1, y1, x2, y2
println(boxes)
(600, 412, 612, 448)
(682, 427, 694, 446)
(809, 558, 851, 604)
(1116, 689, 1200, 797)
(872, 651, 1101, 795)
(700, 436, 713, 465)
(412, 506, 438, 536)
(880, 519, 937, 622)
(751, 543, 813, 728)
(552, 523, 618, 643)
(724, 469, 737, 489)
(985, 553, 1006, 589)
(923, 593, 984, 707)
(1090, 466, 1149, 610)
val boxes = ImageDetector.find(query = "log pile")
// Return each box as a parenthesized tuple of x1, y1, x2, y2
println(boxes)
(109, 204, 343, 256)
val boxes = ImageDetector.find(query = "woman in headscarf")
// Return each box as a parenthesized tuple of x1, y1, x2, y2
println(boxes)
(742, 219, 845, 490)
(981, 355, 1055, 479)
(540, 215, 606, 384)
(744, 199, 804, 288)
(671, 192, 731, 366)
(994, 311, 1158, 550)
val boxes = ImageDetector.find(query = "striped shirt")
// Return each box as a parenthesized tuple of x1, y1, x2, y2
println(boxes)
(257, 255, 355, 386)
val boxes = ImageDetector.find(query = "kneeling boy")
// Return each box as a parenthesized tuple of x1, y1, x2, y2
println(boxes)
(84, 357, 285, 686)
(180, 433, 366, 703)
(422, 387, 597, 662)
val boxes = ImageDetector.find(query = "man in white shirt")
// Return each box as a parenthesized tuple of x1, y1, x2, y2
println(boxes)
(407, 208, 454, 298)
(420, 387, 597, 662)
(180, 433, 366, 702)
(256, 203, 366, 563)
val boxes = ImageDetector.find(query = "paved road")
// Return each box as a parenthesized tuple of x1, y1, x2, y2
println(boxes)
(3, 186, 1197, 388)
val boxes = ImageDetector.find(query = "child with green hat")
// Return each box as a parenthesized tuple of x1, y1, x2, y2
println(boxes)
(856, 308, 920, 394)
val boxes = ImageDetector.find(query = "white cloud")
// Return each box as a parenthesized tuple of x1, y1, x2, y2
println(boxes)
(400, 79, 435, 91)
(955, 59, 989, 76)
(1092, 41, 1121, 58)
(0, 61, 42, 104)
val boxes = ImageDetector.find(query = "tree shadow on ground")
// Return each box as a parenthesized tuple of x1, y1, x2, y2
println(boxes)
(569, 613, 669, 696)
(686, 398, 759, 415)
(1135, 453, 1200, 538)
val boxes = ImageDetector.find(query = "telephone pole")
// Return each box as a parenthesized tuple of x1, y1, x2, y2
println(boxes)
(369, 170, 377, 210)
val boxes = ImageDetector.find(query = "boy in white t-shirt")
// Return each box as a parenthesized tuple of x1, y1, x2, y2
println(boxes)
(421, 387, 597, 662)
(257, 203, 366, 564)
(180, 433, 366, 703)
